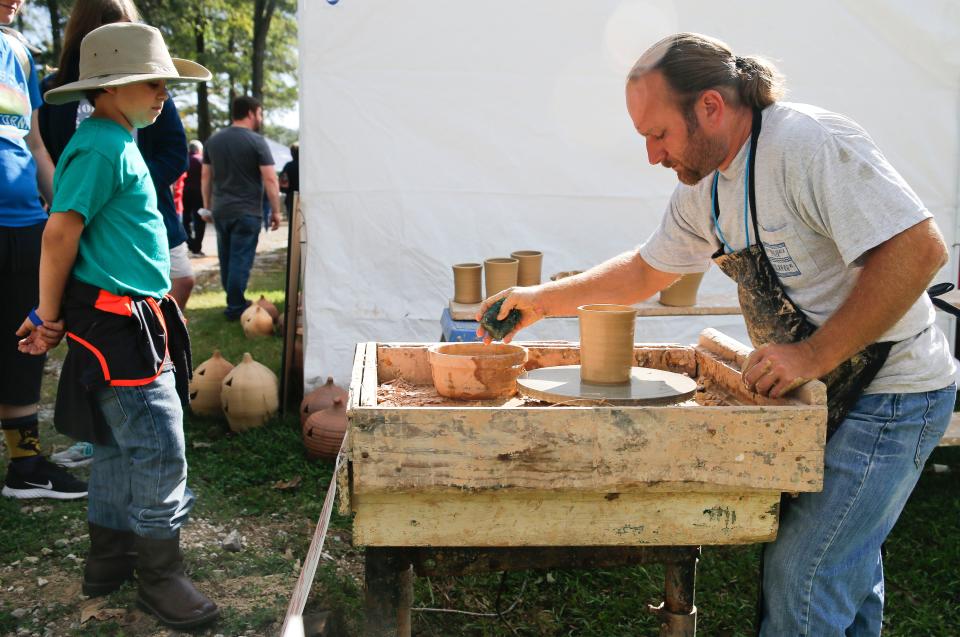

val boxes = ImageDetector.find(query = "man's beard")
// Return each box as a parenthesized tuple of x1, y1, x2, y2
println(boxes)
(666, 124, 727, 186)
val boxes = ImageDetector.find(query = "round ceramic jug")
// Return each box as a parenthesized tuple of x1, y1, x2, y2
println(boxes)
(300, 376, 348, 427)
(257, 295, 280, 324)
(302, 398, 347, 460)
(221, 352, 279, 432)
(242, 304, 274, 338)
(189, 350, 234, 417)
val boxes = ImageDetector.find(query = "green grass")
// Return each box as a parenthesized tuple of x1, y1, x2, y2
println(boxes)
(3, 250, 959, 636)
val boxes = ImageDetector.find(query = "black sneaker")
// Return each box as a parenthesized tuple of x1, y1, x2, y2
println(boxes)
(2, 457, 88, 500)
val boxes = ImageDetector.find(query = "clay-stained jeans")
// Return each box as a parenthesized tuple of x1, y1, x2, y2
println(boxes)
(760, 384, 955, 636)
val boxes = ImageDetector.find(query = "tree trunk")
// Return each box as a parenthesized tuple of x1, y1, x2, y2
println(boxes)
(251, 0, 278, 104)
(195, 14, 210, 141)
(44, 0, 61, 62)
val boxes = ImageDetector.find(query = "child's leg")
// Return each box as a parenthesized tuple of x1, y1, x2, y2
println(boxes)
(1, 222, 86, 500)
(95, 370, 216, 627)
(95, 370, 193, 537)
(87, 433, 131, 530)
(84, 436, 136, 597)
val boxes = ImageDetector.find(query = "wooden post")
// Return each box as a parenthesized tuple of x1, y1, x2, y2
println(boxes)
(654, 548, 699, 637)
(280, 192, 304, 413)
(364, 548, 413, 637)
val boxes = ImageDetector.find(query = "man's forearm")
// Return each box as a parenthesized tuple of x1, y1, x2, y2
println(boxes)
(537, 251, 679, 317)
(267, 179, 281, 216)
(806, 219, 947, 374)
(201, 166, 213, 210)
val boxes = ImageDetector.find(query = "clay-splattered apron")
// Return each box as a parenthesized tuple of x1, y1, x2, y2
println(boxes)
(711, 109, 894, 634)
(712, 108, 892, 438)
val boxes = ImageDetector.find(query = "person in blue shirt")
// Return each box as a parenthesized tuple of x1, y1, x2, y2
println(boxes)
(0, 0, 87, 500)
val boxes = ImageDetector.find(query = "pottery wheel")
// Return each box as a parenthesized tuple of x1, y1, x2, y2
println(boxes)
(517, 365, 697, 406)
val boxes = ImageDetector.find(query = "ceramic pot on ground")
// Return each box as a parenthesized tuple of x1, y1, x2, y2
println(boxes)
(484, 258, 519, 298)
(302, 398, 347, 460)
(511, 250, 543, 287)
(221, 352, 279, 432)
(452, 263, 483, 304)
(188, 350, 234, 418)
(256, 295, 280, 324)
(578, 304, 637, 385)
(242, 304, 274, 338)
(428, 342, 527, 400)
(300, 376, 348, 427)
(658, 272, 706, 307)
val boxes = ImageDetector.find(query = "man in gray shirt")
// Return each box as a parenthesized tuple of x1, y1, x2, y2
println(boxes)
(478, 33, 955, 636)
(201, 96, 281, 320)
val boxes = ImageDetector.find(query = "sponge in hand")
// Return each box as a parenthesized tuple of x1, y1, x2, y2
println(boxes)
(480, 299, 522, 341)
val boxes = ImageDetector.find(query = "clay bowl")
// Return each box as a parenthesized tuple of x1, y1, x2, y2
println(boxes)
(428, 343, 527, 400)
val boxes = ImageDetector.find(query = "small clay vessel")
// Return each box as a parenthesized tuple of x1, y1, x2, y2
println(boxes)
(221, 352, 279, 432)
(511, 250, 543, 286)
(452, 263, 483, 304)
(428, 342, 527, 400)
(242, 304, 274, 338)
(302, 398, 347, 460)
(484, 257, 519, 298)
(578, 304, 637, 385)
(659, 272, 706, 307)
(189, 350, 234, 418)
(257, 295, 280, 324)
(300, 376, 348, 427)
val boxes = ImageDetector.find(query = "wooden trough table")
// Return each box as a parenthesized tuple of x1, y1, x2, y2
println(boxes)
(339, 329, 828, 636)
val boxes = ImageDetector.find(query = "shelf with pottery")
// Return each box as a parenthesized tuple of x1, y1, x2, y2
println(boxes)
(448, 292, 742, 321)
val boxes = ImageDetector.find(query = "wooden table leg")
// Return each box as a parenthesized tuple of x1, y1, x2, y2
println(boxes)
(652, 548, 699, 637)
(364, 548, 413, 637)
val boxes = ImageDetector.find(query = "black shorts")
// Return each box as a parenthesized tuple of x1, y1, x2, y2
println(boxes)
(0, 221, 46, 406)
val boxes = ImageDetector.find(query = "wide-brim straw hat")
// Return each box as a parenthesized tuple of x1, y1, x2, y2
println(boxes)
(44, 22, 211, 105)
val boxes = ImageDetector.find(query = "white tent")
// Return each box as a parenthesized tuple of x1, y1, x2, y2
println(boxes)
(298, 0, 960, 388)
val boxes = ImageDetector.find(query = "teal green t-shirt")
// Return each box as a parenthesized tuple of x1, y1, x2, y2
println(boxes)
(51, 118, 170, 299)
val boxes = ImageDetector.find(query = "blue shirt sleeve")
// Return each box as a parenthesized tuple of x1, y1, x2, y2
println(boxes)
(51, 149, 117, 223)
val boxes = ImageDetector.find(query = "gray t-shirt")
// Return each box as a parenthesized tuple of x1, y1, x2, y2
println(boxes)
(640, 102, 955, 395)
(203, 126, 273, 221)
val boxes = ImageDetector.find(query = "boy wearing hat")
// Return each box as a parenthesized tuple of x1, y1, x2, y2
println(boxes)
(17, 22, 217, 629)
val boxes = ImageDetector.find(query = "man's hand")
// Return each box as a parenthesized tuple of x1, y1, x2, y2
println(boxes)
(16, 315, 66, 356)
(741, 341, 821, 398)
(475, 286, 546, 344)
(270, 210, 281, 231)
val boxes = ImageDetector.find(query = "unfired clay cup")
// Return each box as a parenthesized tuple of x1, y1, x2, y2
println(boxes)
(484, 257, 519, 298)
(452, 263, 483, 304)
(658, 272, 706, 307)
(511, 250, 543, 287)
(578, 304, 637, 385)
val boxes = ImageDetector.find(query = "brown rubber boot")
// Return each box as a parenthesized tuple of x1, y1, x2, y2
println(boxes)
(83, 523, 136, 596)
(134, 532, 219, 629)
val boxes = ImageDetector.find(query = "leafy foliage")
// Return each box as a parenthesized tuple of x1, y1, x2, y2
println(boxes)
(14, 0, 298, 140)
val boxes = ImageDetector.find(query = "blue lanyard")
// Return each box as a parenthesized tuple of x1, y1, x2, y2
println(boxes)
(710, 138, 751, 254)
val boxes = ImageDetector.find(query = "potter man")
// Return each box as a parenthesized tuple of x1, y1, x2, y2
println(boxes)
(477, 33, 956, 636)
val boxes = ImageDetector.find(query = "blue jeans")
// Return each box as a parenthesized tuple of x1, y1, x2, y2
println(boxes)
(760, 384, 956, 636)
(214, 214, 261, 318)
(88, 370, 194, 539)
